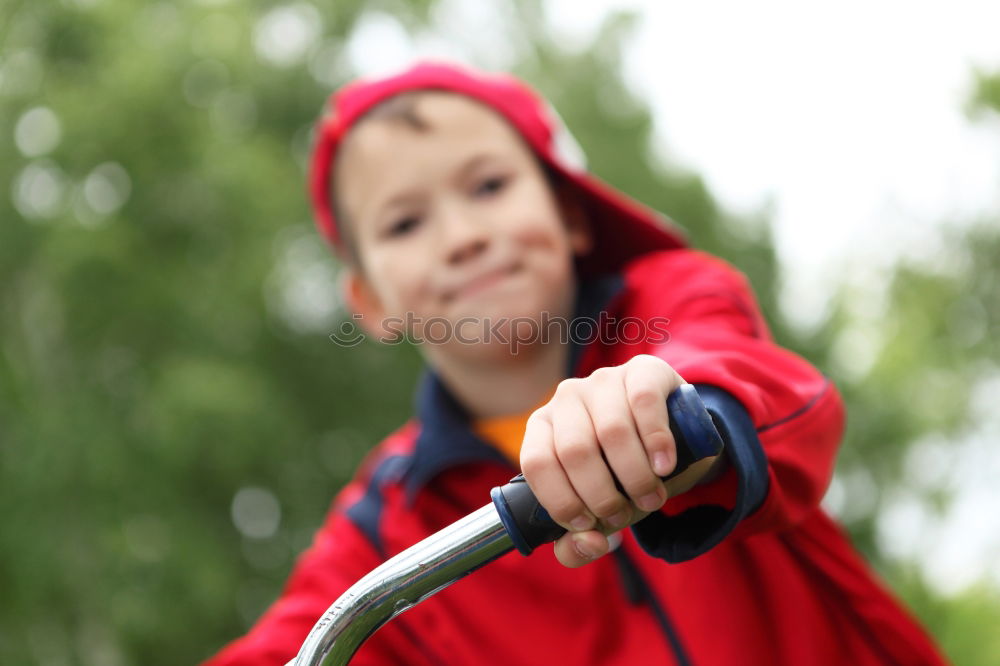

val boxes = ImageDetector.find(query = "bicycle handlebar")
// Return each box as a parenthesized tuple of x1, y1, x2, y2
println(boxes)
(288, 384, 736, 666)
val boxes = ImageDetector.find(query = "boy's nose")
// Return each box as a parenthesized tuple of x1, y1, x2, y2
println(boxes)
(447, 235, 489, 265)
(440, 209, 490, 266)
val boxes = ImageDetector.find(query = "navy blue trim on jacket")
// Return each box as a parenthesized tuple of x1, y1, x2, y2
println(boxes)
(345, 454, 412, 559)
(402, 371, 514, 506)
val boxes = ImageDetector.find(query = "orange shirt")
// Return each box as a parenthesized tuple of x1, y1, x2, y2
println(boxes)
(472, 386, 557, 467)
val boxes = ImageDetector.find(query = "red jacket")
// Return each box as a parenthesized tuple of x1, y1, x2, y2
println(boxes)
(206, 249, 946, 665)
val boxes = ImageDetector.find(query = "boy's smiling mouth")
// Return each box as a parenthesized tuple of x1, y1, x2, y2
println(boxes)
(442, 261, 522, 303)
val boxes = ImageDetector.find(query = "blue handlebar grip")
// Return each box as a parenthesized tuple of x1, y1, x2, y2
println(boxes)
(666, 384, 726, 476)
(491, 384, 726, 556)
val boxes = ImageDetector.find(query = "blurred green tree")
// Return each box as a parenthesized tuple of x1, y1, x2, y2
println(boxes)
(1, 1, 431, 662)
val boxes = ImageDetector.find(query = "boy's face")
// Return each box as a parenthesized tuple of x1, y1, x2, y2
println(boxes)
(336, 93, 591, 359)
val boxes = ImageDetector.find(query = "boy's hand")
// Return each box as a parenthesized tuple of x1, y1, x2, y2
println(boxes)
(520, 354, 715, 568)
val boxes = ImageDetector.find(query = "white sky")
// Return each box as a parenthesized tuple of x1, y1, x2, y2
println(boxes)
(546, 0, 1000, 327)
(340, 1, 1000, 597)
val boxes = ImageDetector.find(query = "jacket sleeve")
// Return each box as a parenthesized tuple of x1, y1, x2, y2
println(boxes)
(202, 503, 401, 666)
(627, 250, 845, 563)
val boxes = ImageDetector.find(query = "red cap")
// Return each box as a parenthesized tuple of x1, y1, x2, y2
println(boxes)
(309, 61, 686, 275)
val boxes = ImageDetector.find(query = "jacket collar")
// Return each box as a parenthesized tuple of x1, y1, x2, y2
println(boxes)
(403, 272, 626, 505)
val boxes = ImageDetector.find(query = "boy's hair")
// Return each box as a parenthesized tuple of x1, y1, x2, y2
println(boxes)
(310, 62, 687, 276)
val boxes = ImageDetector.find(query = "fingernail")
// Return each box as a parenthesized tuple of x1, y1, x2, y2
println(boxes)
(573, 536, 597, 560)
(570, 515, 593, 531)
(653, 452, 673, 477)
(638, 491, 663, 512)
(607, 510, 629, 529)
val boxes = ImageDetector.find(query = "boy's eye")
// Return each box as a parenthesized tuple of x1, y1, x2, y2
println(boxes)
(474, 175, 507, 198)
(386, 215, 421, 238)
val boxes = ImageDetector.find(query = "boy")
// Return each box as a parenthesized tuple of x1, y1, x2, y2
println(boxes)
(206, 62, 945, 664)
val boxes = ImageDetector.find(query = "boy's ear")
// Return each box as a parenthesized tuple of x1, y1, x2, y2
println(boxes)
(340, 268, 388, 339)
(557, 183, 594, 257)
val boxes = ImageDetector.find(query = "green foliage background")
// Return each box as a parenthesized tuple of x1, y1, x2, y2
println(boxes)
(1, 1, 997, 663)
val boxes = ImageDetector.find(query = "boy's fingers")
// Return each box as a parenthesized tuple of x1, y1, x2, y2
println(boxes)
(550, 390, 630, 528)
(553, 530, 610, 568)
(624, 357, 683, 478)
(520, 409, 596, 532)
(582, 372, 666, 515)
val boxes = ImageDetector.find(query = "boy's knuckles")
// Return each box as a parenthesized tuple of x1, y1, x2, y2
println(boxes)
(518, 452, 549, 477)
(554, 377, 583, 396)
(626, 385, 661, 410)
(591, 496, 627, 519)
(555, 440, 593, 467)
(593, 418, 632, 446)
(527, 408, 551, 425)
(615, 463, 654, 485)
(639, 428, 673, 451)
(626, 353, 658, 368)
(588, 366, 618, 382)
(624, 476, 662, 500)
(548, 500, 586, 524)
